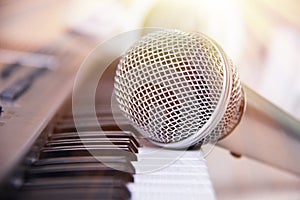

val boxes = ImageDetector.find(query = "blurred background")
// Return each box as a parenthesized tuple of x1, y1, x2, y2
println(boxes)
(1, 0, 300, 199)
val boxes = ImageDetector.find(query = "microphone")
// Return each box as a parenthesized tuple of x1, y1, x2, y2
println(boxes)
(114, 29, 300, 175)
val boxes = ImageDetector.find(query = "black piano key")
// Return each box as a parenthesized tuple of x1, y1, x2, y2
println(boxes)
(53, 121, 132, 132)
(55, 116, 126, 126)
(33, 156, 130, 166)
(31, 156, 135, 174)
(24, 176, 127, 189)
(26, 162, 134, 182)
(52, 112, 131, 132)
(21, 177, 131, 200)
(18, 186, 130, 200)
(45, 138, 138, 153)
(21, 177, 131, 199)
(48, 131, 140, 147)
(39, 146, 137, 161)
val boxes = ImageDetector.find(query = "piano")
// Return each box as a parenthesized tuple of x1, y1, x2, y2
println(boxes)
(2, 2, 300, 199)
(0, 32, 216, 199)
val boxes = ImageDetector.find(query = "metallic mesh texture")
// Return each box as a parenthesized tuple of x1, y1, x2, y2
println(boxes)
(114, 29, 244, 146)
(202, 59, 245, 144)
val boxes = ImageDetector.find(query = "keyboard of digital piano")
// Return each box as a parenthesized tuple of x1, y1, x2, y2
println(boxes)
(0, 34, 215, 200)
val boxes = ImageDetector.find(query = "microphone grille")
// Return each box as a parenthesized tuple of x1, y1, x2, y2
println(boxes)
(114, 29, 244, 148)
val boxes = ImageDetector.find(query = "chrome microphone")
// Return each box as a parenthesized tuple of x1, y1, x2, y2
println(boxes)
(114, 29, 300, 174)
(114, 29, 245, 148)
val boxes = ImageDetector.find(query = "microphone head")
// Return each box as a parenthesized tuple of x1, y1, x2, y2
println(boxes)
(114, 29, 245, 149)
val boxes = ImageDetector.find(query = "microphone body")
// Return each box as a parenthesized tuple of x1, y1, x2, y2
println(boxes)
(219, 85, 300, 175)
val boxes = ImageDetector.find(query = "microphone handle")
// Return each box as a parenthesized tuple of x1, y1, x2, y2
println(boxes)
(218, 84, 300, 176)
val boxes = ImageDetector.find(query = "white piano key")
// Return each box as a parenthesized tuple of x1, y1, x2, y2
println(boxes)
(128, 143, 216, 200)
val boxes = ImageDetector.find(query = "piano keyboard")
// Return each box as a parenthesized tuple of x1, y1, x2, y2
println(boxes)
(0, 102, 215, 200)
(0, 35, 216, 200)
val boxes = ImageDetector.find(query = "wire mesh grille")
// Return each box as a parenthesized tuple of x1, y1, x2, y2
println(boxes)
(114, 29, 244, 146)
(202, 59, 244, 144)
